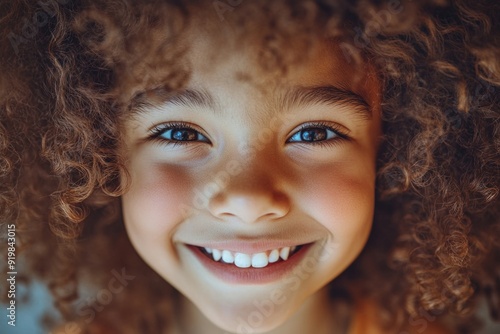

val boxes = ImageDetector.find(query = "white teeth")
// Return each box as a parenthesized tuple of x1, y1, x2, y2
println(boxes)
(251, 252, 268, 268)
(222, 250, 234, 264)
(234, 253, 251, 268)
(268, 249, 280, 263)
(203, 246, 300, 268)
(212, 249, 222, 261)
(280, 247, 290, 261)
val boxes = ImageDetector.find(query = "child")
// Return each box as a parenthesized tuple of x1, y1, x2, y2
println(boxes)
(1, 0, 499, 333)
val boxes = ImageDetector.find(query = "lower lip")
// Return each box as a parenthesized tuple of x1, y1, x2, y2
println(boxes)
(187, 243, 314, 284)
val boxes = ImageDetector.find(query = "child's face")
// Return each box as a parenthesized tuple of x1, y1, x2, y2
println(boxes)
(121, 23, 381, 333)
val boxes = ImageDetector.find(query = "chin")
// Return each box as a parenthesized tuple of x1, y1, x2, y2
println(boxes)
(197, 297, 294, 334)
(209, 314, 288, 334)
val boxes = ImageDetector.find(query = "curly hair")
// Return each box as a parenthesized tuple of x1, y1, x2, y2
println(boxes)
(1, 0, 500, 333)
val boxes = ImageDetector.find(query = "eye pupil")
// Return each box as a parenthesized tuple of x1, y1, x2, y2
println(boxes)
(301, 128, 327, 142)
(172, 128, 197, 141)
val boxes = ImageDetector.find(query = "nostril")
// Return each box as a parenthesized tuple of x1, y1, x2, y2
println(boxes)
(261, 212, 282, 220)
(208, 189, 290, 223)
(218, 212, 236, 219)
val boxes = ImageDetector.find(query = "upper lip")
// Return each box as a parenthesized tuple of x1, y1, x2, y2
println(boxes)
(174, 221, 327, 253)
(185, 239, 316, 254)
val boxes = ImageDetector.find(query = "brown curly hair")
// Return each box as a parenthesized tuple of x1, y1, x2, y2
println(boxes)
(1, 0, 500, 333)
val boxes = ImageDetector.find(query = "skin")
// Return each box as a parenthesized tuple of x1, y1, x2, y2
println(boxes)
(121, 20, 383, 334)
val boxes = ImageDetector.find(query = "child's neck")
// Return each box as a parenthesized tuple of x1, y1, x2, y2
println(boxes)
(170, 287, 349, 334)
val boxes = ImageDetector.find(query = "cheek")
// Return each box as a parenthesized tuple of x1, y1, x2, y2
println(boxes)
(122, 160, 194, 239)
(296, 161, 375, 237)
(291, 160, 375, 284)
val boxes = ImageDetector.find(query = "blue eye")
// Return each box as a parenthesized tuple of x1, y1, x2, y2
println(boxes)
(150, 122, 210, 145)
(161, 128, 206, 142)
(287, 123, 348, 144)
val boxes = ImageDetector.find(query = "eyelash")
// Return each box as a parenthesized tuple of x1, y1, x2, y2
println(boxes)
(148, 121, 350, 147)
(288, 121, 350, 148)
(149, 122, 209, 147)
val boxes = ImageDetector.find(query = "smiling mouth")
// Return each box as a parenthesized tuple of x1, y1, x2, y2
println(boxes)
(198, 245, 303, 269)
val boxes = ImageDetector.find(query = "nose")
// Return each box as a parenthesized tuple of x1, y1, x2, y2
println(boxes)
(208, 173, 290, 224)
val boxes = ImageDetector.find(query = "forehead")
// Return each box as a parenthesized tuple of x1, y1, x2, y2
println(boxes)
(124, 2, 381, 119)
(175, 22, 381, 117)
(185, 17, 365, 84)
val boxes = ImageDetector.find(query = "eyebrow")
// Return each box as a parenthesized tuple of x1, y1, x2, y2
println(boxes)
(166, 89, 218, 110)
(279, 85, 372, 120)
(131, 88, 218, 115)
(130, 85, 372, 120)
